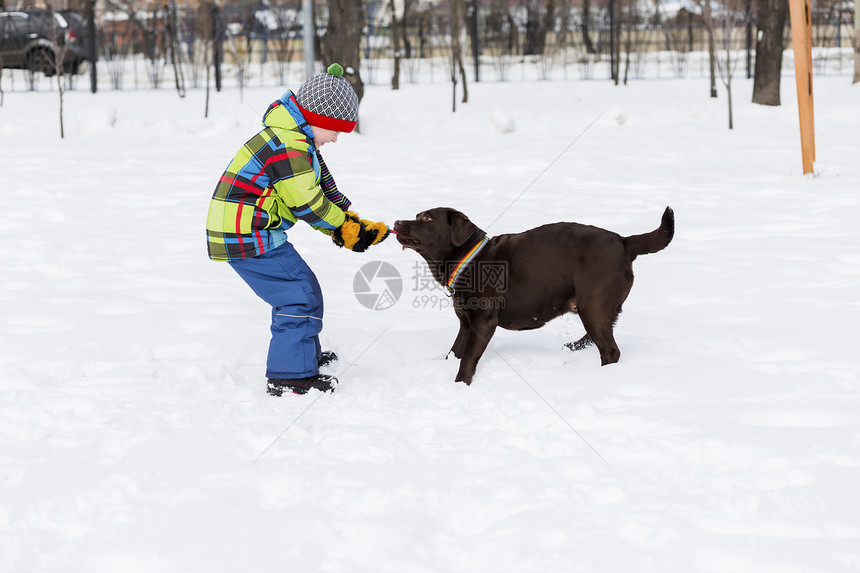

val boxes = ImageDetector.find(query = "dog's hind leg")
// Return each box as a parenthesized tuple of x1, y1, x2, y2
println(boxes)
(581, 320, 620, 365)
(562, 298, 593, 352)
(577, 301, 622, 365)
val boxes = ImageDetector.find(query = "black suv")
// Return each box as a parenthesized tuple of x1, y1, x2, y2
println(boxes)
(0, 10, 87, 76)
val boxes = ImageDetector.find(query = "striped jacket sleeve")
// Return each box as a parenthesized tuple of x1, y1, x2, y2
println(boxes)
(317, 151, 352, 211)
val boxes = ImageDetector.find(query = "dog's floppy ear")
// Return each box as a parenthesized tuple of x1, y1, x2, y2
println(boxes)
(448, 209, 478, 247)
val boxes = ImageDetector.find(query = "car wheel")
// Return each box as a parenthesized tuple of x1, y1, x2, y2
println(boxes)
(63, 58, 81, 75)
(27, 48, 55, 76)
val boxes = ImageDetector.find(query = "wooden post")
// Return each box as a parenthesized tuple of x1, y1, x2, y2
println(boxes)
(788, 0, 815, 174)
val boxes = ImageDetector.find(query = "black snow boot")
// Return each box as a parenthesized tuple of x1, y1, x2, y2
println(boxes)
(267, 374, 338, 396)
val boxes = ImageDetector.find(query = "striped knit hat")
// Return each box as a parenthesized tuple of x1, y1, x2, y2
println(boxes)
(296, 63, 359, 133)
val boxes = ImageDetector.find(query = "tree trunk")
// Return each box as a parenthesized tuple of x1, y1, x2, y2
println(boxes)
(200, 0, 214, 117)
(854, 0, 859, 84)
(702, 0, 718, 97)
(458, 51, 468, 102)
(752, 0, 788, 104)
(581, 0, 596, 54)
(212, 4, 222, 92)
(557, 0, 570, 50)
(86, 0, 97, 93)
(168, 0, 186, 98)
(728, 74, 734, 129)
(320, 0, 365, 105)
(56, 62, 65, 138)
(389, 0, 401, 89)
(542, 0, 557, 53)
(401, 1, 412, 59)
(610, 0, 617, 82)
(466, 0, 479, 80)
(449, 0, 468, 108)
(506, 12, 517, 56)
(724, 16, 734, 129)
(46, 2, 66, 137)
(613, 0, 622, 84)
(525, 0, 546, 55)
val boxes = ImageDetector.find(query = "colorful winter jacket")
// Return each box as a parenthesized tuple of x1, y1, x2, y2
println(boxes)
(206, 90, 352, 261)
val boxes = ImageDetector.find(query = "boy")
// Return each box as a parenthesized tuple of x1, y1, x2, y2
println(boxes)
(206, 63, 389, 396)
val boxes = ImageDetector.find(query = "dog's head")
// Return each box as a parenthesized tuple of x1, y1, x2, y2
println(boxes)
(393, 207, 483, 260)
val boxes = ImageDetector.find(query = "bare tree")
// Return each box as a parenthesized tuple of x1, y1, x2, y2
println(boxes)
(266, 0, 301, 85)
(752, 0, 788, 104)
(43, 1, 69, 137)
(580, 0, 596, 54)
(320, 0, 365, 106)
(697, 0, 719, 97)
(539, 0, 557, 78)
(621, 0, 643, 85)
(389, 0, 402, 89)
(557, 0, 570, 50)
(484, 0, 516, 80)
(166, 0, 186, 98)
(449, 0, 468, 110)
(224, 25, 248, 100)
(612, 0, 621, 84)
(610, 0, 618, 83)
(199, 0, 215, 118)
(105, 0, 160, 87)
(523, 0, 555, 57)
(711, 0, 754, 128)
(854, 0, 859, 83)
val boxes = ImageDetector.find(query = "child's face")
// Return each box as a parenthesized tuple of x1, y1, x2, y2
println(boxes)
(310, 126, 340, 148)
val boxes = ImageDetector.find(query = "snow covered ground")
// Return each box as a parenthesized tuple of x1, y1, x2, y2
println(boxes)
(1, 68, 859, 572)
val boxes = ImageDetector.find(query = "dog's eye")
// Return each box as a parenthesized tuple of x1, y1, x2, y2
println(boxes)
(421, 214, 433, 222)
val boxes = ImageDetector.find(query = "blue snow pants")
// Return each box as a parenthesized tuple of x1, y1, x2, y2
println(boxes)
(228, 240, 323, 380)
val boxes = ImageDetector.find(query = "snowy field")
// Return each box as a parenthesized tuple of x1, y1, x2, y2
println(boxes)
(1, 68, 859, 572)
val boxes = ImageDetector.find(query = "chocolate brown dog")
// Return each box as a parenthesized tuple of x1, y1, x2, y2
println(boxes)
(393, 207, 674, 384)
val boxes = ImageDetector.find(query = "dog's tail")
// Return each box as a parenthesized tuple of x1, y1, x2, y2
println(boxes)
(623, 207, 674, 261)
